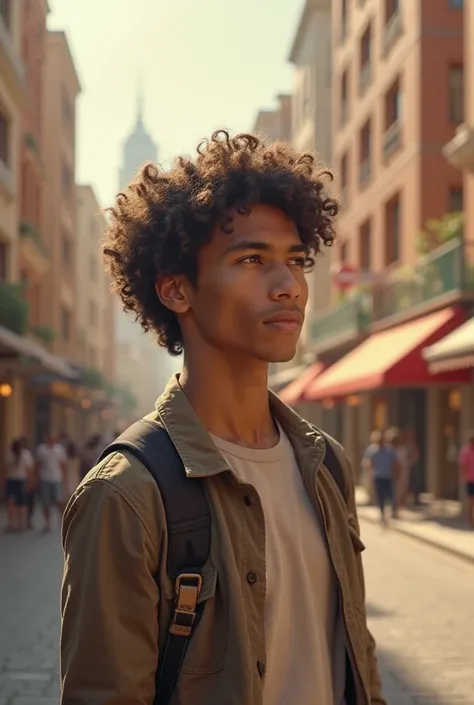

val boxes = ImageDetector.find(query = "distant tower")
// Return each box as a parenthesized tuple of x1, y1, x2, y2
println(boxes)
(119, 80, 158, 190)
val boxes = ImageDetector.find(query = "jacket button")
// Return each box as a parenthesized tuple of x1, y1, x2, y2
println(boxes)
(247, 572, 257, 585)
(257, 660, 266, 678)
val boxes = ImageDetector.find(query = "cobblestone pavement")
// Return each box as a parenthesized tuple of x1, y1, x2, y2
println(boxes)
(0, 514, 472, 704)
(362, 519, 474, 705)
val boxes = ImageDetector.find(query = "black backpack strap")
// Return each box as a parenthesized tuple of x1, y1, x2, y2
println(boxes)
(98, 418, 211, 705)
(320, 431, 347, 500)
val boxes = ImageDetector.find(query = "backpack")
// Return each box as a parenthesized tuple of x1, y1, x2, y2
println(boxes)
(98, 418, 346, 705)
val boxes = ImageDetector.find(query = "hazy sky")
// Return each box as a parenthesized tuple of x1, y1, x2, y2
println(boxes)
(48, 0, 304, 210)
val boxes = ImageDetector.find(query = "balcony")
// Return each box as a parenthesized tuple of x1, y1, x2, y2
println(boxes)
(0, 282, 29, 335)
(19, 221, 50, 275)
(0, 13, 25, 103)
(373, 238, 474, 323)
(382, 120, 402, 160)
(442, 123, 474, 172)
(359, 158, 371, 187)
(382, 9, 403, 57)
(310, 295, 372, 353)
(359, 62, 372, 96)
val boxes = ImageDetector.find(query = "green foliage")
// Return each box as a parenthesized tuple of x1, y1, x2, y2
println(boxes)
(416, 211, 464, 255)
(0, 282, 29, 335)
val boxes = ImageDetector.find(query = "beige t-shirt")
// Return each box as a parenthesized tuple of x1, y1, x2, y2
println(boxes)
(211, 426, 346, 705)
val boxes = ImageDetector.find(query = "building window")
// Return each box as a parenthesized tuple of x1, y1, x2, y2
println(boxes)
(383, 77, 402, 158)
(359, 23, 372, 96)
(0, 109, 9, 165)
(62, 88, 72, 124)
(383, 0, 402, 56)
(385, 194, 401, 265)
(340, 241, 348, 264)
(89, 300, 98, 327)
(62, 162, 72, 196)
(340, 152, 349, 204)
(0, 241, 7, 280)
(61, 307, 71, 341)
(359, 118, 372, 186)
(448, 65, 464, 124)
(341, 69, 349, 126)
(62, 233, 71, 267)
(359, 220, 372, 271)
(90, 254, 97, 281)
(448, 187, 463, 212)
(341, 0, 349, 42)
(0, 0, 11, 30)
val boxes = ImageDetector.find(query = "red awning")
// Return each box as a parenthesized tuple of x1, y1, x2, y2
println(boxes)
(306, 306, 470, 400)
(279, 362, 325, 405)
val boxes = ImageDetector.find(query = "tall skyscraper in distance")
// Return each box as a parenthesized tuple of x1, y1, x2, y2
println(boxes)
(118, 83, 158, 190)
(114, 83, 180, 424)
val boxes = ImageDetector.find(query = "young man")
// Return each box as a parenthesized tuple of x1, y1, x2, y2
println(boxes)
(60, 131, 386, 705)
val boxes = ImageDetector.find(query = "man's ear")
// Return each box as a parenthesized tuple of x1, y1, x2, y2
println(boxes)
(155, 275, 191, 314)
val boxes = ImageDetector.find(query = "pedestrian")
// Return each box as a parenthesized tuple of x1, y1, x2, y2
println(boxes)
(36, 435, 67, 533)
(60, 131, 386, 705)
(363, 430, 399, 525)
(459, 429, 474, 528)
(390, 427, 410, 509)
(63, 441, 80, 503)
(3, 437, 34, 532)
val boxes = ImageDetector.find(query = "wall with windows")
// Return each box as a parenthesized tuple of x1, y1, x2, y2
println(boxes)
(76, 184, 114, 380)
(0, 0, 23, 282)
(331, 0, 464, 289)
(40, 30, 80, 360)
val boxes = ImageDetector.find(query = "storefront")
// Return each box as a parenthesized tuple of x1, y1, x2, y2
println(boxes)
(423, 316, 474, 498)
(302, 306, 472, 496)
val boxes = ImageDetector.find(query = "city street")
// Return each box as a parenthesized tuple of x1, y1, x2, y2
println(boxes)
(0, 517, 472, 704)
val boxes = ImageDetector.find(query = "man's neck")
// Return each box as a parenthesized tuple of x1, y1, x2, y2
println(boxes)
(179, 353, 278, 449)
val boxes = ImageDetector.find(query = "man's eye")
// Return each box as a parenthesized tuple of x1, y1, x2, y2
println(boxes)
(289, 257, 307, 267)
(240, 255, 262, 264)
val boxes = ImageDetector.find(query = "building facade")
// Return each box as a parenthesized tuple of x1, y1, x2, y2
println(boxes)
(36, 30, 81, 439)
(282, 0, 473, 501)
(19, 0, 50, 335)
(76, 184, 116, 438)
(253, 94, 292, 141)
(0, 0, 26, 454)
(289, 0, 333, 350)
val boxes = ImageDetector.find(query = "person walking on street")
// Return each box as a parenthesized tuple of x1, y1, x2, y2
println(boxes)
(459, 430, 474, 528)
(36, 436, 67, 533)
(3, 438, 34, 532)
(61, 131, 386, 705)
(363, 430, 399, 525)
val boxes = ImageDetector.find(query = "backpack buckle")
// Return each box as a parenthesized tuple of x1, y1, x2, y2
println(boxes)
(169, 573, 203, 637)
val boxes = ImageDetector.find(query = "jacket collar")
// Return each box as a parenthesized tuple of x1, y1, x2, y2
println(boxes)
(153, 374, 326, 478)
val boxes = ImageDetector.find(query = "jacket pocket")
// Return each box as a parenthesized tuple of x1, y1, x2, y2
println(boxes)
(179, 566, 227, 675)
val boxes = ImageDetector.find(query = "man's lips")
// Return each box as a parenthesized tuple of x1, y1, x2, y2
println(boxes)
(263, 311, 303, 332)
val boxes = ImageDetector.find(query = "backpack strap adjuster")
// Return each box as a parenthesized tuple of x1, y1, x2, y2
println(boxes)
(169, 573, 203, 637)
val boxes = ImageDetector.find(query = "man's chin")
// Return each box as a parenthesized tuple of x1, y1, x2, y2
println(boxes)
(263, 346, 298, 364)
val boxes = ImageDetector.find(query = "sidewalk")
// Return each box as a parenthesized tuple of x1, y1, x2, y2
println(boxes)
(356, 486, 474, 563)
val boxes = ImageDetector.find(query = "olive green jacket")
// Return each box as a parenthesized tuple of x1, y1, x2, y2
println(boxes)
(60, 375, 386, 705)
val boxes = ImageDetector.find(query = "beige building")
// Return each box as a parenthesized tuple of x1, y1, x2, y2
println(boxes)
(253, 94, 292, 141)
(76, 184, 117, 437)
(0, 0, 26, 451)
(289, 0, 333, 350)
(38, 30, 81, 438)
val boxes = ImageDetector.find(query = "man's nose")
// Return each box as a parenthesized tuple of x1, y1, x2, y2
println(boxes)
(269, 266, 301, 301)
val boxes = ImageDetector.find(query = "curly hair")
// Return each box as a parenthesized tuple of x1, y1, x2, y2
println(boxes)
(103, 130, 338, 356)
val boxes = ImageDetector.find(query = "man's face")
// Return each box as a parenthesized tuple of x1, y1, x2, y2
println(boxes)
(182, 204, 309, 363)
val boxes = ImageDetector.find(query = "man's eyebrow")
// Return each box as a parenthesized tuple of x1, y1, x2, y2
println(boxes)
(222, 240, 309, 256)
